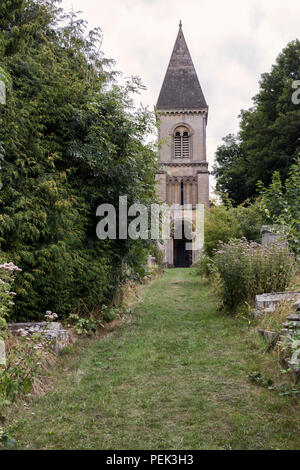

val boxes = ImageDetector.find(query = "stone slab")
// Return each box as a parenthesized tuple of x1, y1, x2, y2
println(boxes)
(255, 292, 300, 311)
(281, 328, 297, 336)
(258, 329, 278, 343)
(7, 322, 70, 355)
(287, 313, 300, 322)
(283, 322, 300, 329)
(282, 358, 300, 384)
(7, 322, 49, 332)
(294, 301, 300, 312)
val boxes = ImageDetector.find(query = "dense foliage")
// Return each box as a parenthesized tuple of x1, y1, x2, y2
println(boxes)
(213, 40, 300, 204)
(0, 0, 158, 320)
(204, 200, 265, 256)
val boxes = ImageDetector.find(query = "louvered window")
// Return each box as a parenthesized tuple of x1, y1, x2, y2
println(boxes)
(173, 127, 190, 158)
(182, 132, 189, 157)
(174, 132, 182, 157)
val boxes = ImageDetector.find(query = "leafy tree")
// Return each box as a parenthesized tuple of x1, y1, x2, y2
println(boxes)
(212, 134, 248, 205)
(214, 40, 300, 204)
(204, 199, 265, 256)
(0, 0, 158, 320)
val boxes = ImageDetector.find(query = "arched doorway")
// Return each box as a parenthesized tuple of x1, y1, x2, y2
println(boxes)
(173, 221, 193, 267)
(174, 238, 192, 267)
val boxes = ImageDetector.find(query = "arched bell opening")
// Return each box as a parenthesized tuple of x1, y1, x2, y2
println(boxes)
(173, 126, 190, 158)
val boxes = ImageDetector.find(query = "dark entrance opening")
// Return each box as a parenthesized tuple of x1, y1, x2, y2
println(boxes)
(174, 233, 192, 268)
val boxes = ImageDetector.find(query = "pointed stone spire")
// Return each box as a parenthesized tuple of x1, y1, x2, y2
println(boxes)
(157, 24, 207, 110)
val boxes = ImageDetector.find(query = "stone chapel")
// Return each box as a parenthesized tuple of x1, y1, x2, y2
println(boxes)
(155, 22, 209, 267)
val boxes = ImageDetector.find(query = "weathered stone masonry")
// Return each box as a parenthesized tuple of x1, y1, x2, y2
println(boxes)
(155, 23, 209, 266)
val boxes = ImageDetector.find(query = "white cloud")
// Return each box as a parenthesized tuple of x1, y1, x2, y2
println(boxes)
(60, 0, 300, 192)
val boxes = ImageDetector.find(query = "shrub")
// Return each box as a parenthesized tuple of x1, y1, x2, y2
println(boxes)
(195, 253, 213, 277)
(0, 341, 40, 406)
(204, 200, 265, 256)
(213, 239, 296, 311)
(102, 305, 122, 323)
(68, 314, 103, 335)
(0, 330, 54, 410)
(149, 243, 164, 267)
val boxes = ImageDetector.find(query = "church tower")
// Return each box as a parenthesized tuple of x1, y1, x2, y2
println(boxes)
(156, 22, 209, 267)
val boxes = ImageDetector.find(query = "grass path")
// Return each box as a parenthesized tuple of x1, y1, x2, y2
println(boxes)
(8, 269, 300, 449)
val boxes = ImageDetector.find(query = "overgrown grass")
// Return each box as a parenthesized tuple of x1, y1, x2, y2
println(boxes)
(257, 301, 294, 334)
(4, 269, 300, 450)
(213, 240, 296, 311)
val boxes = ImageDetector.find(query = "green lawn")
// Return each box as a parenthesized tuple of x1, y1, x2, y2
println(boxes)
(7, 269, 300, 449)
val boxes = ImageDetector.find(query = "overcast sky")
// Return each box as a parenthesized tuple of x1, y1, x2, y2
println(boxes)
(61, 0, 300, 191)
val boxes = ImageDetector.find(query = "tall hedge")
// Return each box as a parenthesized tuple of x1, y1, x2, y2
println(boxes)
(0, 0, 157, 320)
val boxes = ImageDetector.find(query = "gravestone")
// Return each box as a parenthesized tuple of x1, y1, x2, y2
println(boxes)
(261, 225, 282, 245)
(255, 292, 300, 314)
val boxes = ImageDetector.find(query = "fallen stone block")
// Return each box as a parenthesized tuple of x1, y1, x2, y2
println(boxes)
(294, 301, 300, 312)
(258, 329, 278, 344)
(283, 321, 300, 329)
(253, 306, 276, 317)
(253, 309, 263, 318)
(280, 328, 300, 337)
(261, 225, 283, 245)
(7, 322, 48, 333)
(42, 323, 71, 355)
(282, 357, 300, 384)
(287, 313, 300, 322)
